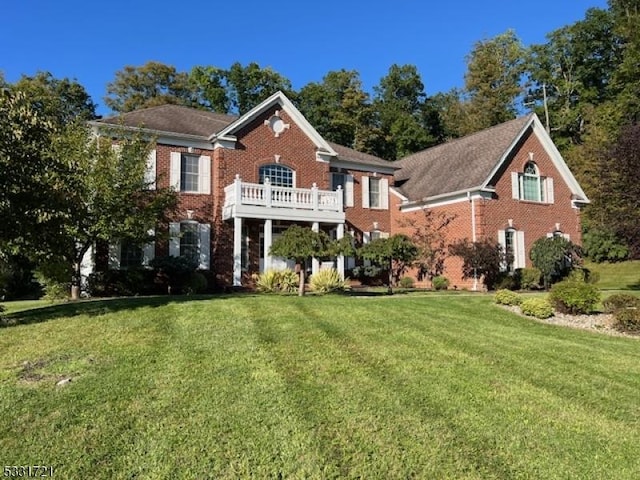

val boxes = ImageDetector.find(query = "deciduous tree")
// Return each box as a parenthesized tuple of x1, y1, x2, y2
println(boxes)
(359, 234, 418, 294)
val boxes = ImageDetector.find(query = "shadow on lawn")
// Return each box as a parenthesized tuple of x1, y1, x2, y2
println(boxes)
(0, 295, 224, 329)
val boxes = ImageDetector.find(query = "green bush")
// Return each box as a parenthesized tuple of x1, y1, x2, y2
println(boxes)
(87, 269, 156, 297)
(150, 256, 198, 294)
(603, 294, 640, 314)
(613, 308, 640, 333)
(583, 229, 630, 263)
(495, 272, 520, 291)
(549, 280, 601, 315)
(184, 272, 208, 295)
(494, 289, 522, 306)
(520, 297, 554, 319)
(399, 276, 415, 289)
(34, 259, 71, 301)
(520, 268, 542, 290)
(351, 265, 386, 286)
(431, 275, 450, 291)
(253, 269, 298, 294)
(310, 268, 348, 294)
(568, 268, 600, 284)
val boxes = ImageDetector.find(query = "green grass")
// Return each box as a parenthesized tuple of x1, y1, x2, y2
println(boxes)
(586, 260, 640, 290)
(1, 294, 639, 479)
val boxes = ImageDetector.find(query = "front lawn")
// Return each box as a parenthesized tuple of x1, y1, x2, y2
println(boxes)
(1, 294, 639, 479)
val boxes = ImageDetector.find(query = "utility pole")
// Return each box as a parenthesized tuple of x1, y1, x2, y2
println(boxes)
(542, 83, 550, 134)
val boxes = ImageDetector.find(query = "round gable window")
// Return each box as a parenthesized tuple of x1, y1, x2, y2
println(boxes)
(268, 115, 286, 135)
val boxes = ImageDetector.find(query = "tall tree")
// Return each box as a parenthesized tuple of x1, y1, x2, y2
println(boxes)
(296, 69, 379, 152)
(188, 65, 230, 113)
(105, 61, 194, 113)
(373, 64, 438, 159)
(359, 234, 418, 294)
(224, 62, 293, 114)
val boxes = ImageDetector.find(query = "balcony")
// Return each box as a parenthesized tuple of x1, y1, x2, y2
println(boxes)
(222, 175, 345, 223)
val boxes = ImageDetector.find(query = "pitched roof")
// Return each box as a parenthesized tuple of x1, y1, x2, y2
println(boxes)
(328, 142, 397, 169)
(96, 104, 238, 137)
(394, 115, 534, 201)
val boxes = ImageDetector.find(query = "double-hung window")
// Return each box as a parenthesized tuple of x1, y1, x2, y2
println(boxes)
(511, 161, 554, 203)
(362, 175, 389, 209)
(170, 152, 211, 194)
(169, 221, 211, 269)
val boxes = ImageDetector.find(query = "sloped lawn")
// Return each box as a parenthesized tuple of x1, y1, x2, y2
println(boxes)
(1, 294, 639, 479)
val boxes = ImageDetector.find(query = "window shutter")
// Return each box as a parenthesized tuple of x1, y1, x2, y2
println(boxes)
(108, 241, 121, 270)
(362, 176, 370, 208)
(169, 223, 180, 257)
(380, 178, 389, 210)
(345, 174, 354, 207)
(511, 172, 520, 199)
(199, 155, 211, 195)
(545, 177, 554, 204)
(142, 228, 155, 266)
(170, 152, 181, 191)
(363, 231, 371, 244)
(498, 230, 507, 271)
(563, 233, 571, 241)
(546, 232, 554, 238)
(199, 223, 211, 270)
(380, 232, 390, 239)
(516, 230, 526, 269)
(145, 149, 157, 190)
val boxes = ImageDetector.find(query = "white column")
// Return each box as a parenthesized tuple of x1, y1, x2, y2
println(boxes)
(312, 222, 320, 275)
(233, 217, 243, 286)
(263, 219, 273, 272)
(336, 223, 345, 279)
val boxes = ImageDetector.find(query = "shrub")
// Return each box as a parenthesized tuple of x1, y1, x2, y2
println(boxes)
(150, 256, 198, 294)
(351, 265, 386, 286)
(309, 268, 347, 294)
(613, 308, 640, 333)
(549, 280, 601, 315)
(530, 236, 582, 288)
(495, 272, 520, 291)
(603, 294, 640, 314)
(568, 268, 600, 284)
(582, 229, 629, 263)
(494, 289, 522, 306)
(34, 259, 72, 301)
(254, 269, 298, 293)
(431, 275, 450, 291)
(520, 268, 542, 290)
(87, 269, 156, 297)
(520, 297, 554, 319)
(399, 276, 415, 289)
(184, 272, 208, 295)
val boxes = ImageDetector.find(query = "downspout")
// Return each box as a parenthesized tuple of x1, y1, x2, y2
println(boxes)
(468, 192, 478, 292)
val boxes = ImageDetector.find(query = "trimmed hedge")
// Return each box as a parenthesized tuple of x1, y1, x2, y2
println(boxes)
(603, 294, 640, 314)
(431, 276, 450, 291)
(613, 308, 640, 333)
(549, 280, 601, 315)
(494, 289, 522, 306)
(520, 297, 554, 319)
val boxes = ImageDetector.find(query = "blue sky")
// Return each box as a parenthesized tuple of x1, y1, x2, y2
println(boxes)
(3, 0, 607, 115)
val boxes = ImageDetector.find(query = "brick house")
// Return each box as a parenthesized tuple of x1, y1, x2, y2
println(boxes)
(390, 114, 589, 289)
(88, 92, 588, 290)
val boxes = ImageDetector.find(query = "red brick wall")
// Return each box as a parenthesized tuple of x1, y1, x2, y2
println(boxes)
(344, 170, 393, 243)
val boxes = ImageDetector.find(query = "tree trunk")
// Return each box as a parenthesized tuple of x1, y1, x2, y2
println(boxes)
(387, 260, 393, 295)
(298, 263, 305, 296)
(71, 261, 82, 301)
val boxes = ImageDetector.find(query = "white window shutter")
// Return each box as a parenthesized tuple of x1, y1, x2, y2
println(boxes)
(199, 155, 211, 195)
(170, 152, 181, 191)
(363, 231, 371, 244)
(108, 241, 121, 270)
(380, 232, 390, 239)
(546, 232, 554, 238)
(563, 233, 571, 241)
(145, 149, 157, 190)
(345, 174, 354, 207)
(169, 223, 180, 257)
(380, 178, 389, 210)
(199, 223, 211, 270)
(142, 228, 155, 266)
(516, 230, 526, 269)
(545, 177, 554, 204)
(362, 176, 370, 208)
(498, 230, 507, 271)
(511, 172, 520, 199)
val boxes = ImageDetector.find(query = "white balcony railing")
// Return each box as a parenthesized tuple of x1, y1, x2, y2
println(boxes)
(224, 175, 343, 217)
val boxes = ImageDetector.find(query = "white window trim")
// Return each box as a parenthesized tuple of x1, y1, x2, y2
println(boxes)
(170, 152, 211, 194)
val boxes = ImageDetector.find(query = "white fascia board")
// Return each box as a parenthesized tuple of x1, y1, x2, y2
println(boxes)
(210, 91, 338, 157)
(390, 187, 409, 202)
(316, 151, 335, 163)
(88, 121, 213, 150)
(213, 137, 237, 150)
(330, 159, 396, 175)
(400, 188, 491, 212)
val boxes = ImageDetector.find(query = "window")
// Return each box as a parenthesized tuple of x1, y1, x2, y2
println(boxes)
(259, 164, 293, 187)
(120, 240, 143, 269)
(511, 161, 554, 203)
(180, 155, 199, 192)
(498, 229, 525, 272)
(331, 171, 354, 207)
(169, 222, 211, 269)
(362, 176, 389, 209)
(180, 223, 200, 264)
(170, 152, 211, 194)
(369, 177, 381, 208)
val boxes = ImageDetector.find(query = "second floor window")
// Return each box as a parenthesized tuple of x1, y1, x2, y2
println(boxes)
(511, 161, 554, 204)
(369, 177, 381, 208)
(259, 164, 294, 187)
(170, 152, 211, 194)
(181, 155, 199, 192)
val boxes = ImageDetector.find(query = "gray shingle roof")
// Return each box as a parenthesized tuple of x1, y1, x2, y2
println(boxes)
(394, 115, 534, 201)
(328, 142, 396, 169)
(96, 104, 238, 137)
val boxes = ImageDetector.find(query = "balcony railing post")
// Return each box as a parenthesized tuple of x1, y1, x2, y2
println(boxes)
(265, 177, 272, 207)
(312, 183, 319, 211)
(234, 174, 242, 205)
(336, 185, 343, 210)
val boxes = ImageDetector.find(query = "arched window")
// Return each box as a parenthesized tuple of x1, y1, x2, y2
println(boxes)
(259, 164, 294, 188)
(521, 161, 541, 201)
